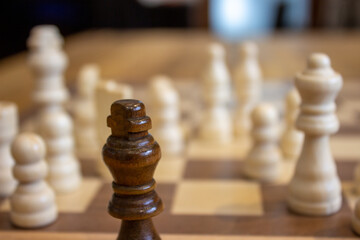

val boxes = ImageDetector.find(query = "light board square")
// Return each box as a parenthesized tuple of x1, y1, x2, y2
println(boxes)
(172, 180, 262, 216)
(0, 177, 102, 213)
(155, 156, 186, 183)
(187, 139, 251, 161)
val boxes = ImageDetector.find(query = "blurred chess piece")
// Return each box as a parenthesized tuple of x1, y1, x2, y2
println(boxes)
(10, 133, 58, 228)
(234, 42, 262, 146)
(199, 43, 233, 144)
(0, 102, 18, 197)
(281, 88, 304, 161)
(28, 25, 82, 194)
(287, 53, 342, 216)
(74, 64, 100, 158)
(95, 80, 133, 179)
(243, 103, 281, 182)
(149, 75, 184, 158)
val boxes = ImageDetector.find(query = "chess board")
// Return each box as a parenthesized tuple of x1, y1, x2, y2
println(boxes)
(1, 79, 360, 240)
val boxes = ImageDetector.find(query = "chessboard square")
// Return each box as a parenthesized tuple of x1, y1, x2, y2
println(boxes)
(331, 136, 360, 160)
(0, 177, 102, 213)
(187, 139, 250, 161)
(172, 180, 262, 216)
(155, 156, 186, 183)
(56, 177, 102, 212)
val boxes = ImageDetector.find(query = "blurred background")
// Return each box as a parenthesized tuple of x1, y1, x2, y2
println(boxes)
(1, 0, 360, 59)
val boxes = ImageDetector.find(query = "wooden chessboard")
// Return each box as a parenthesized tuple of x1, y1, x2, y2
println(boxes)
(1, 79, 360, 240)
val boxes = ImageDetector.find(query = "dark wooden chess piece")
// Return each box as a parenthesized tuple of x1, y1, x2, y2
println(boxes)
(102, 99, 163, 240)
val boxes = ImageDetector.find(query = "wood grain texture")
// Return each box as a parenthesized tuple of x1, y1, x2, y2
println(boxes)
(103, 99, 163, 240)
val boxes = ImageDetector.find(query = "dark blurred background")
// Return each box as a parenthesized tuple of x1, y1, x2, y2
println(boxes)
(0, 0, 359, 59)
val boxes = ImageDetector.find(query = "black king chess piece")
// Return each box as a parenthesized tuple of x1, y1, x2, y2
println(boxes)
(102, 99, 163, 240)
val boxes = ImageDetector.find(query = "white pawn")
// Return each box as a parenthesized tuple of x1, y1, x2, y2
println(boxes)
(95, 80, 133, 179)
(352, 199, 360, 235)
(0, 102, 18, 196)
(149, 75, 184, 157)
(287, 53, 342, 216)
(199, 43, 233, 144)
(10, 133, 57, 228)
(281, 88, 304, 161)
(243, 103, 281, 182)
(74, 64, 100, 157)
(234, 41, 262, 142)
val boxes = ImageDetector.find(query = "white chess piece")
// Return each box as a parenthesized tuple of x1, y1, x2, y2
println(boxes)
(234, 41, 262, 143)
(28, 25, 68, 108)
(352, 199, 360, 235)
(281, 88, 304, 161)
(74, 64, 100, 157)
(287, 53, 342, 216)
(149, 75, 184, 157)
(199, 43, 233, 144)
(10, 133, 57, 228)
(243, 103, 281, 182)
(28, 25, 82, 194)
(95, 80, 133, 179)
(27, 25, 63, 50)
(0, 102, 18, 196)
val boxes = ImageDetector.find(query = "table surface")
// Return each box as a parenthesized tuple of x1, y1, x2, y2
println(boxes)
(0, 29, 360, 114)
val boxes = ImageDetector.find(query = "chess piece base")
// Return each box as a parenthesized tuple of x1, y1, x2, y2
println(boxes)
(287, 195, 342, 216)
(10, 205, 57, 229)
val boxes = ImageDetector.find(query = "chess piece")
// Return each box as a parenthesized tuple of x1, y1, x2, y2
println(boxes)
(28, 25, 82, 194)
(352, 198, 360, 235)
(10, 133, 57, 228)
(27, 25, 63, 51)
(149, 75, 184, 157)
(95, 80, 133, 179)
(103, 99, 163, 240)
(199, 43, 233, 144)
(74, 64, 100, 157)
(281, 88, 304, 161)
(287, 53, 343, 216)
(27, 25, 68, 108)
(243, 103, 281, 182)
(0, 102, 18, 196)
(234, 41, 262, 142)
